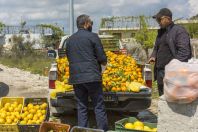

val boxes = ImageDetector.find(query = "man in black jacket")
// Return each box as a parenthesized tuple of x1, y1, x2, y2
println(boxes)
(149, 8, 192, 96)
(66, 14, 108, 131)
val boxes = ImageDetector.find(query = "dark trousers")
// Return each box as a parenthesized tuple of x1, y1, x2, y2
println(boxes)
(156, 69, 165, 96)
(73, 82, 108, 131)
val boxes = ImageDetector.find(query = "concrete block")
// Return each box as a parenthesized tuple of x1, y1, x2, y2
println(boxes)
(157, 95, 198, 132)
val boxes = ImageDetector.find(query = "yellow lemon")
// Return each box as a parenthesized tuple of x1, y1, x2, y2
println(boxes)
(0, 118, 5, 124)
(13, 118, 18, 124)
(34, 105, 40, 110)
(134, 121, 144, 127)
(152, 128, 157, 132)
(131, 86, 140, 92)
(9, 115, 15, 121)
(14, 107, 21, 112)
(33, 115, 38, 120)
(144, 126, 152, 131)
(27, 114, 33, 120)
(37, 110, 42, 113)
(21, 113, 26, 119)
(124, 123, 134, 130)
(20, 120, 27, 125)
(24, 111, 29, 116)
(36, 120, 41, 124)
(6, 118, 12, 124)
(4, 103, 11, 108)
(29, 109, 36, 114)
(31, 120, 36, 124)
(41, 110, 46, 115)
(39, 116, 45, 122)
(27, 103, 34, 110)
(1, 112, 6, 119)
(23, 117, 28, 122)
(40, 103, 47, 110)
(27, 120, 32, 125)
(8, 107, 14, 112)
(23, 107, 28, 112)
(36, 112, 42, 117)
(134, 125, 144, 131)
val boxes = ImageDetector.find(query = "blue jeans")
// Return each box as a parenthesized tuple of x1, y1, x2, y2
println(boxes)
(73, 82, 108, 131)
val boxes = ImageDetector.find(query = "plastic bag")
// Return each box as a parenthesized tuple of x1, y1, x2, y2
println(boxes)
(164, 59, 198, 104)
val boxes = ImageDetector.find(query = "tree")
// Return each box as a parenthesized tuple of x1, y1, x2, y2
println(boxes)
(135, 16, 157, 59)
(179, 22, 198, 38)
(38, 24, 64, 48)
(0, 22, 5, 33)
(11, 35, 35, 58)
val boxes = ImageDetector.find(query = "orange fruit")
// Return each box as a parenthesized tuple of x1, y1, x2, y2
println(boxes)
(116, 88, 121, 92)
(130, 75, 135, 81)
(121, 87, 127, 92)
(111, 87, 116, 92)
(137, 68, 141, 72)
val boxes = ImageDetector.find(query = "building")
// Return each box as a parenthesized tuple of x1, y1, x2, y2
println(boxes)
(0, 25, 54, 50)
(99, 16, 198, 40)
(99, 16, 158, 41)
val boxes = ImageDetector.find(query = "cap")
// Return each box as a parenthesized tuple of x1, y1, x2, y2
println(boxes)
(152, 8, 172, 19)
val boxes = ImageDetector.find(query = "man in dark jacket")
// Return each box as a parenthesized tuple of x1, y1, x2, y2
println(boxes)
(149, 8, 192, 96)
(66, 14, 108, 131)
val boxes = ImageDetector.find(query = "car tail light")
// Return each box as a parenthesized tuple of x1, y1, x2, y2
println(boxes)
(49, 63, 58, 89)
(49, 80, 55, 89)
(143, 64, 152, 88)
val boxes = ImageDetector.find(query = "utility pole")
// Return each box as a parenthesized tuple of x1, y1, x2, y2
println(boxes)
(69, 0, 74, 35)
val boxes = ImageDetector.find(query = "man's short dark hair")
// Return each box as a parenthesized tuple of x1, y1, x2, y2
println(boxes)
(76, 14, 90, 29)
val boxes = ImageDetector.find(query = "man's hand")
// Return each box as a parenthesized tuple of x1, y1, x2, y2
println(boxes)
(101, 61, 107, 66)
(148, 57, 156, 64)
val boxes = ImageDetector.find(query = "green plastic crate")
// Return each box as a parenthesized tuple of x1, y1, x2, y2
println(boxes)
(115, 117, 157, 132)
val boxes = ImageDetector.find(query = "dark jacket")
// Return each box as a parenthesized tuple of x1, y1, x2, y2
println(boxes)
(66, 29, 107, 84)
(151, 23, 192, 80)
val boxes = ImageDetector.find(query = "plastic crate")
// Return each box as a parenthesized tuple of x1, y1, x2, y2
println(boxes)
(0, 97, 24, 132)
(70, 126, 104, 132)
(39, 122, 70, 132)
(115, 117, 157, 132)
(18, 98, 50, 132)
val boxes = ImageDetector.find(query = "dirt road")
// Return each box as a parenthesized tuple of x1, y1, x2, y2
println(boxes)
(0, 64, 49, 98)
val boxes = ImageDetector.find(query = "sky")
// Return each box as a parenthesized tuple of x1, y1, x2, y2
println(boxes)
(0, 0, 197, 33)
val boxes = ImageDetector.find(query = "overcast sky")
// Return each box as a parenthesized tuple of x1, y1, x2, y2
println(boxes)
(0, 0, 197, 33)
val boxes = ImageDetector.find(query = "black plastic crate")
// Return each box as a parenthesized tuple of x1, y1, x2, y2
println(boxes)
(70, 126, 104, 132)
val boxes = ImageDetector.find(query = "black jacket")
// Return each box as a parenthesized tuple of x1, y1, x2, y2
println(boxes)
(66, 29, 107, 84)
(151, 23, 192, 80)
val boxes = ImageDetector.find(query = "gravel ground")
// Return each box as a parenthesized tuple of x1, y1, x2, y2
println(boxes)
(0, 64, 49, 98)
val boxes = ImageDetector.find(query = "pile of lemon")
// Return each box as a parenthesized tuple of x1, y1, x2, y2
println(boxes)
(19, 103, 47, 125)
(0, 102, 23, 124)
(50, 80, 73, 99)
(124, 120, 157, 132)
